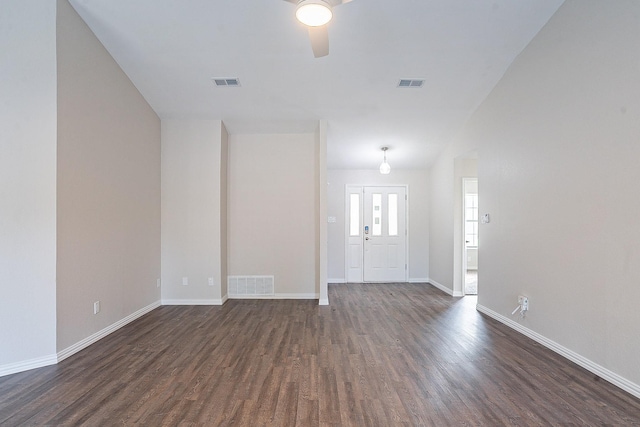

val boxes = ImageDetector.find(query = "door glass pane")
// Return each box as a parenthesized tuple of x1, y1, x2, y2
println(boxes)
(388, 194, 398, 236)
(464, 193, 479, 247)
(349, 194, 360, 236)
(372, 193, 382, 236)
(464, 200, 478, 246)
(465, 194, 478, 208)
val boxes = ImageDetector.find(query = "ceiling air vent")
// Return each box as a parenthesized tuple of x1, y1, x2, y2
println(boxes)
(212, 77, 241, 87)
(398, 79, 424, 88)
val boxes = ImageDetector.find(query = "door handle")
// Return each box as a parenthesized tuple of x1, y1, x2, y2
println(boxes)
(365, 237, 370, 240)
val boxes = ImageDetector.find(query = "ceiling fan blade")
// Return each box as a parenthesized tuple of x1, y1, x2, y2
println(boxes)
(328, 0, 353, 6)
(308, 25, 329, 58)
(288, 0, 349, 5)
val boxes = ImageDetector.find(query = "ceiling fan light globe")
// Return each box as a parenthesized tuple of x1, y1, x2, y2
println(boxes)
(296, 0, 333, 27)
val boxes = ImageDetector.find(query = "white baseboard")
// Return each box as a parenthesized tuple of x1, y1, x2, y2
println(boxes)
(319, 298, 329, 306)
(161, 299, 225, 305)
(427, 279, 455, 296)
(276, 293, 319, 299)
(57, 300, 161, 363)
(330, 279, 431, 285)
(221, 294, 229, 304)
(476, 304, 640, 400)
(228, 293, 320, 300)
(2, 300, 161, 377)
(0, 353, 58, 377)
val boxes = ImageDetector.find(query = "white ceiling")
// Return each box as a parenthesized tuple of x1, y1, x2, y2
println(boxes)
(68, 0, 564, 170)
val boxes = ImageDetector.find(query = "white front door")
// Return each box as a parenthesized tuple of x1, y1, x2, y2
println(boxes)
(345, 185, 408, 282)
(363, 186, 407, 282)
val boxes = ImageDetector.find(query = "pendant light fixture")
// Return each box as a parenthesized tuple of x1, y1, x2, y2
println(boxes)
(379, 147, 391, 175)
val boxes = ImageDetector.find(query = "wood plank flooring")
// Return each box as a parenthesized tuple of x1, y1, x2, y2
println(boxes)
(1, 283, 640, 426)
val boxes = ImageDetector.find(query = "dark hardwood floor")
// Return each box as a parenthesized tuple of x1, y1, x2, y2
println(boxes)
(1, 283, 640, 426)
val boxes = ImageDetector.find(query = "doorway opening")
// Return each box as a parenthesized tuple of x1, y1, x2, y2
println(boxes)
(345, 185, 408, 283)
(463, 178, 478, 295)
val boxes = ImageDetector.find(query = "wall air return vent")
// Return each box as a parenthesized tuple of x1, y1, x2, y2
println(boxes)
(398, 79, 424, 88)
(212, 77, 241, 87)
(228, 275, 274, 298)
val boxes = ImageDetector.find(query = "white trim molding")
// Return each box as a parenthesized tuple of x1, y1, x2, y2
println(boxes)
(58, 300, 161, 363)
(328, 278, 346, 283)
(162, 299, 225, 306)
(408, 278, 429, 283)
(2, 300, 162, 377)
(0, 353, 58, 378)
(428, 279, 463, 296)
(164, 294, 320, 304)
(228, 293, 320, 300)
(319, 298, 329, 306)
(477, 304, 640, 400)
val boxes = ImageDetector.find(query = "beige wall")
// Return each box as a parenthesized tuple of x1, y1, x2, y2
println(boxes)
(327, 169, 429, 282)
(161, 120, 226, 303)
(429, 0, 640, 394)
(228, 133, 318, 296)
(0, 0, 58, 370)
(56, 0, 161, 351)
(428, 150, 454, 290)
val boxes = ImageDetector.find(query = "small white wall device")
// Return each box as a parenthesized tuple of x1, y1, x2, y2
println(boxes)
(512, 295, 529, 317)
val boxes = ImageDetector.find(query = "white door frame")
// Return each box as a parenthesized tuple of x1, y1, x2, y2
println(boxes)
(462, 177, 478, 295)
(344, 185, 409, 283)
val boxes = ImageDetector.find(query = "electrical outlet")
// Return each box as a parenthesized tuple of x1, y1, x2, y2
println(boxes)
(182, 277, 188, 286)
(93, 301, 100, 314)
(518, 295, 529, 311)
(208, 277, 214, 286)
(157, 278, 161, 288)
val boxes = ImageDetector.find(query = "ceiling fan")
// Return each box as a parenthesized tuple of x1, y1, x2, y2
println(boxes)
(283, 0, 354, 58)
